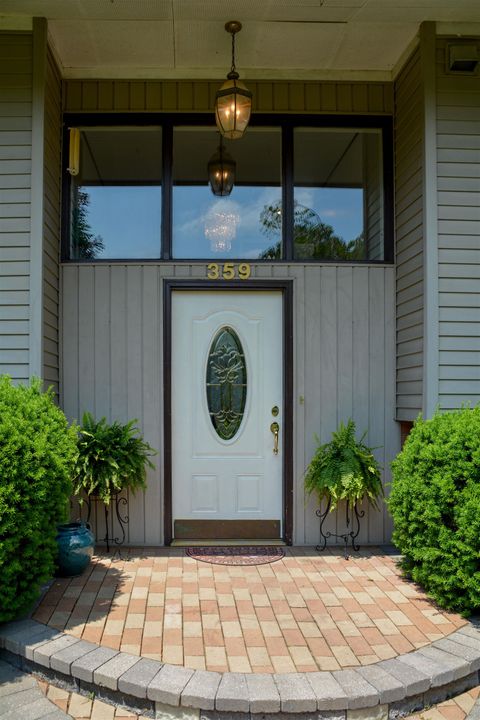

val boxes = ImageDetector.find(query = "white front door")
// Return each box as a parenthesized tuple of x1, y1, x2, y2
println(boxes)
(172, 290, 283, 537)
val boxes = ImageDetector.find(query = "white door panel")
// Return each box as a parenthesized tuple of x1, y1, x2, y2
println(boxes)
(172, 291, 283, 528)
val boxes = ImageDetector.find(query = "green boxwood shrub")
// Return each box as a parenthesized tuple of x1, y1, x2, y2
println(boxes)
(0, 377, 78, 621)
(389, 407, 480, 615)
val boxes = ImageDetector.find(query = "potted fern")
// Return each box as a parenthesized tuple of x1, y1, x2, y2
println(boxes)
(72, 413, 156, 550)
(74, 412, 156, 504)
(304, 420, 383, 556)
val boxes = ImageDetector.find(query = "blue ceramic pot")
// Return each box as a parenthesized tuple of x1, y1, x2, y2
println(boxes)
(56, 521, 95, 577)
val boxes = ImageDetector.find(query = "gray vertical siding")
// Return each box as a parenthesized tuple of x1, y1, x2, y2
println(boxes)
(436, 39, 480, 409)
(43, 46, 62, 394)
(0, 32, 32, 382)
(61, 263, 399, 546)
(394, 47, 425, 421)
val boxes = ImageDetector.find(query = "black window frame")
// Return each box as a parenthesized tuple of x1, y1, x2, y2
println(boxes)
(61, 112, 394, 264)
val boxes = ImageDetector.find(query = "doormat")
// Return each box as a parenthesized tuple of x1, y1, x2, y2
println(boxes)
(185, 546, 285, 566)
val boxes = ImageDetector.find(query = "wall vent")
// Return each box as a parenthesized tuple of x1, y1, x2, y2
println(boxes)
(447, 44, 479, 74)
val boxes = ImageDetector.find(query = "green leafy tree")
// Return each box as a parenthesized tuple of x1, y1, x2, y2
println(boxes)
(71, 188, 105, 259)
(259, 201, 365, 260)
(0, 377, 78, 621)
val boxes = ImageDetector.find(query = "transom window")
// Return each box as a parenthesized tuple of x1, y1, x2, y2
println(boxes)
(68, 126, 162, 260)
(62, 114, 393, 263)
(173, 126, 281, 259)
(294, 128, 384, 261)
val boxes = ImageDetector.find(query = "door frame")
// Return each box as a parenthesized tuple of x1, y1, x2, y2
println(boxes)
(163, 279, 294, 546)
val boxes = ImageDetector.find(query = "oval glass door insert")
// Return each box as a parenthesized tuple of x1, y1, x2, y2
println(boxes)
(206, 326, 247, 440)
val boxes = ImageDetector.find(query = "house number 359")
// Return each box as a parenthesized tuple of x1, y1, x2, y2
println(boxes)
(206, 263, 251, 280)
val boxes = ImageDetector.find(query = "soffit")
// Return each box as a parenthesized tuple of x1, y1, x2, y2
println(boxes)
(2, 0, 480, 79)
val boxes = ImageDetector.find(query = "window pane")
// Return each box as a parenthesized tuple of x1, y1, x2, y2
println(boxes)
(172, 127, 282, 259)
(69, 127, 162, 260)
(294, 128, 384, 261)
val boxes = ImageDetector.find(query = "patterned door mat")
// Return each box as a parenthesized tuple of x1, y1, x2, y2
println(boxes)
(185, 546, 285, 566)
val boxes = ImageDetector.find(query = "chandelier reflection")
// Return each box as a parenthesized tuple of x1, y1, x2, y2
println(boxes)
(204, 202, 240, 253)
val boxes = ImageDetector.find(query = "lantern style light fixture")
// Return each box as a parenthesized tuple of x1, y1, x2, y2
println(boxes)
(208, 136, 236, 196)
(214, 21, 252, 140)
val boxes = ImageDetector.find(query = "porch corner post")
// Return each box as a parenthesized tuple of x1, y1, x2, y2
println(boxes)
(420, 21, 440, 419)
(29, 17, 47, 380)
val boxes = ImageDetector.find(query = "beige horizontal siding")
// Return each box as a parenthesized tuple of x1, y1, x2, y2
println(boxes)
(0, 32, 32, 383)
(436, 39, 480, 411)
(63, 79, 393, 114)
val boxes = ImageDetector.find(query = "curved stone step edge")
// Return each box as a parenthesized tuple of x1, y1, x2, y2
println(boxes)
(0, 619, 479, 717)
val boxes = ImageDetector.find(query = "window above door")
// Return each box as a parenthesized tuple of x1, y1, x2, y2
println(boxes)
(67, 126, 162, 260)
(62, 114, 393, 263)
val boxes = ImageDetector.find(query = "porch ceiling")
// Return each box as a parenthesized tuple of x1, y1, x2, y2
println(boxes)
(3, 0, 480, 80)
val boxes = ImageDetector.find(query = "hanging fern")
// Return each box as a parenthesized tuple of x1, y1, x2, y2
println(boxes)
(304, 420, 383, 511)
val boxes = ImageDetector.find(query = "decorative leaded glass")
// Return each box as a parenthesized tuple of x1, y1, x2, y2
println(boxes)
(206, 326, 247, 440)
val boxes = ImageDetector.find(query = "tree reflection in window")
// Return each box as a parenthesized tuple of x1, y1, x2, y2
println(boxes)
(260, 201, 365, 260)
(206, 327, 247, 440)
(71, 188, 105, 260)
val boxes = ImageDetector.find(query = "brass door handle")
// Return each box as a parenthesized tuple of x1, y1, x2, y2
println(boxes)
(270, 422, 279, 455)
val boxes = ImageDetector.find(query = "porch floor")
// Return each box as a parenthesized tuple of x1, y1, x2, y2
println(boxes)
(33, 546, 467, 674)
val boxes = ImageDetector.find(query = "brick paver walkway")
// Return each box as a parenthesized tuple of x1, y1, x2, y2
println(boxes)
(33, 547, 466, 674)
(0, 660, 70, 719)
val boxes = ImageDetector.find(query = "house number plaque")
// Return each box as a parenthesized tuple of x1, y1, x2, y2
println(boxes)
(206, 263, 251, 280)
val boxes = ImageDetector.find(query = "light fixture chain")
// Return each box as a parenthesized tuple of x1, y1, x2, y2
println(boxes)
(231, 30, 236, 74)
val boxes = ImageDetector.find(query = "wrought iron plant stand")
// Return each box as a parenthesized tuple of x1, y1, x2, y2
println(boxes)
(84, 492, 129, 553)
(316, 498, 365, 560)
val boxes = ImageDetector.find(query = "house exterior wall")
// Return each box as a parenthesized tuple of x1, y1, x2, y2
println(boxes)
(0, 32, 33, 383)
(61, 262, 398, 546)
(0, 24, 61, 391)
(393, 30, 480, 420)
(58, 77, 399, 546)
(394, 47, 425, 421)
(1, 20, 477, 546)
(435, 38, 480, 410)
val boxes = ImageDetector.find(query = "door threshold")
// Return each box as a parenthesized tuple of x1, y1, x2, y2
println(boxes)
(171, 539, 286, 547)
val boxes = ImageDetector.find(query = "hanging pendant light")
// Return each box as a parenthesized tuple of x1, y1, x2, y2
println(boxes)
(208, 136, 236, 196)
(214, 21, 252, 140)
